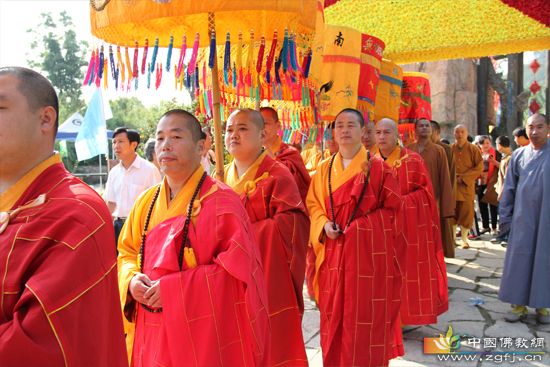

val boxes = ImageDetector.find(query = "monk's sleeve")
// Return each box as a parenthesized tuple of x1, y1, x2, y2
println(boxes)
(498, 153, 519, 233)
(306, 170, 329, 247)
(158, 211, 268, 367)
(1, 231, 126, 366)
(117, 200, 142, 314)
(264, 174, 309, 260)
(438, 150, 455, 217)
(0, 287, 65, 366)
(461, 146, 484, 184)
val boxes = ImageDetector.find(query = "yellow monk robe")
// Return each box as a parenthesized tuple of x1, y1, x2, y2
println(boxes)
(374, 146, 449, 324)
(301, 145, 331, 176)
(225, 151, 309, 367)
(408, 141, 456, 257)
(451, 142, 483, 228)
(307, 146, 403, 366)
(118, 166, 269, 366)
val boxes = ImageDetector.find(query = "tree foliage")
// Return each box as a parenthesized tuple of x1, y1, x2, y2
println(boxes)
(27, 11, 88, 122)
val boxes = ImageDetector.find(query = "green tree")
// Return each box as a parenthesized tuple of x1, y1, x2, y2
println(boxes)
(108, 97, 151, 131)
(28, 11, 88, 122)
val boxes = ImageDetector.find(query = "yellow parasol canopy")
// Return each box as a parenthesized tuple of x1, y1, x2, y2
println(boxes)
(90, 0, 317, 182)
(90, 0, 316, 47)
(324, 0, 550, 64)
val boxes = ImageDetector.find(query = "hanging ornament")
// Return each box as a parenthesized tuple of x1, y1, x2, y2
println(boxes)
(150, 38, 159, 73)
(166, 35, 174, 72)
(189, 33, 200, 75)
(83, 50, 96, 86)
(141, 38, 149, 75)
(529, 99, 541, 113)
(133, 41, 139, 78)
(124, 46, 132, 82)
(530, 59, 541, 74)
(223, 32, 231, 86)
(176, 35, 187, 79)
(265, 30, 278, 84)
(530, 80, 541, 95)
(256, 36, 265, 75)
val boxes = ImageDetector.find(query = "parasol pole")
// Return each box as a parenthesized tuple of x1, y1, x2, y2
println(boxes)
(209, 12, 225, 182)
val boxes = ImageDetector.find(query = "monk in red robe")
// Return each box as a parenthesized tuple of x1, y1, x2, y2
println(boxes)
(307, 108, 403, 366)
(224, 109, 309, 366)
(118, 109, 269, 367)
(0, 67, 127, 366)
(374, 118, 448, 325)
(260, 107, 311, 201)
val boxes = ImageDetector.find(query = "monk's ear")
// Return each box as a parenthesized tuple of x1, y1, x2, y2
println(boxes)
(39, 106, 57, 136)
(259, 127, 267, 141)
(196, 138, 206, 156)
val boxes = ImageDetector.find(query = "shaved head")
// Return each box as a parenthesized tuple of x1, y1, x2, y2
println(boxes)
(228, 109, 264, 130)
(160, 109, 204, 142)
(454, 124, 468, 133)
(454, 124, 468, 144)
(375, 118, 399, 155)
(0, 66, 59, 135)
(528, 113, 548, 125)
(377, 118, 398, 133)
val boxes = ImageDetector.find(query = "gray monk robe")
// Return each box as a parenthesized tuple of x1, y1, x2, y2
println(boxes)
(499, 141, 550, 308)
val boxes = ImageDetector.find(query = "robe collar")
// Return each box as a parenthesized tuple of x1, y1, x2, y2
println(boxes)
(331, 145, 368, 192)
(225, 150, 268, 195)
(0, 153, 60, 211)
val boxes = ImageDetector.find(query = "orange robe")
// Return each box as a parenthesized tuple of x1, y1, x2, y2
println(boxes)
(451, 142, 483, 228)
(0, 154, 127, 366)
(435, 140, 457, 256)
(408, 141, 456, 257)
(269, 136, 311, 201)
(375, 146, 449, 325)
(225, 152, 309, 366)
(302, 145, 331, 176)
(118, 167, 269, 367)
(307, 146, 403, 366)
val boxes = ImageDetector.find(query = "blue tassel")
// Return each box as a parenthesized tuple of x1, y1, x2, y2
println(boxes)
(150, 38, 159, 73)
(166, 35, 174, 72)
(289, 36, 298, 71)
(208, 32, 216, 69)
(281, 30, 289, 72)
(98, 47, 104, 80)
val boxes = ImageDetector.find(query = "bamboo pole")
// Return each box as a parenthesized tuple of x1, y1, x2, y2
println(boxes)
(209, 13, 225, 182)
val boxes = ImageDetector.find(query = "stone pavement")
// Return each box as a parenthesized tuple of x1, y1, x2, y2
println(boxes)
(302, 237, 550, 366)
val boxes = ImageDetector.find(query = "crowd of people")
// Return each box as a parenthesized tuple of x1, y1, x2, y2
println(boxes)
(1, 67, 549, 367)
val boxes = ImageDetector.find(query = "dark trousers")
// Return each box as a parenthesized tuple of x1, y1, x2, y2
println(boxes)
(477, 184, 498, 230)
(114, 217, 126, 248)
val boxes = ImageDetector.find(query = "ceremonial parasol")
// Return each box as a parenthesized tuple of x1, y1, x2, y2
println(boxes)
(90, 0, 317, 181)
(323, 0, 550, 64)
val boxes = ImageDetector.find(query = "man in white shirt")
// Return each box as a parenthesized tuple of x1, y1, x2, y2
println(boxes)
(104, 127, 161, 245)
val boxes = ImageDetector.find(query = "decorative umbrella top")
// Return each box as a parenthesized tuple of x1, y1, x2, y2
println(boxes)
(90, 0, 317, 47)
(324, 0, 550, 64)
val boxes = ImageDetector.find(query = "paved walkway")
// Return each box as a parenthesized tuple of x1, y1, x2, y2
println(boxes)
(302, 237, 550, 366)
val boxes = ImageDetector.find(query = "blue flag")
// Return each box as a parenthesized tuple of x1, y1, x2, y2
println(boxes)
(75, 88, 109, 161)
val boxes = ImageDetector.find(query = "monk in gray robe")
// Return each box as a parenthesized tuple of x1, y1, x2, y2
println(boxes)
(499, 113, 550, 324)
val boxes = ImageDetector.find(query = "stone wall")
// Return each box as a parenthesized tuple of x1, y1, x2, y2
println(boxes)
(402, 59, 478, 141)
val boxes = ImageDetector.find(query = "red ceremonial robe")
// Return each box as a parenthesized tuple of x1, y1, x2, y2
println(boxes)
(128, 174, 269, 367)
(307, 147, 403, 367)
(381, 147, 448, 325)
(271, 137, 311, 202)
(0, 158, 127, 366)
(226, 152, 309, 366)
